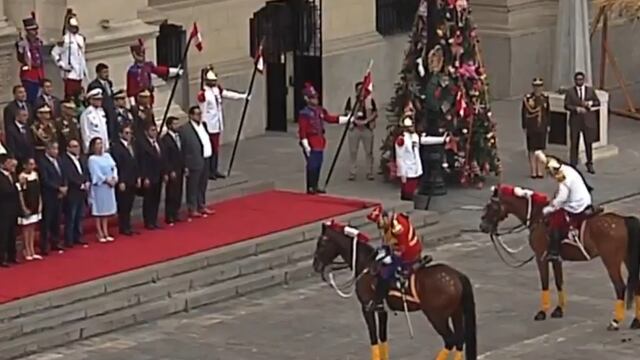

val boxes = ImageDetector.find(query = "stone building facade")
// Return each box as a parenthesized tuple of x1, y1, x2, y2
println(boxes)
(0, 0, 637, 142)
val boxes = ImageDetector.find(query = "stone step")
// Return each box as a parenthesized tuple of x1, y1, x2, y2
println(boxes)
(0, 202, 420, 323)
(0, 212, 455, 359)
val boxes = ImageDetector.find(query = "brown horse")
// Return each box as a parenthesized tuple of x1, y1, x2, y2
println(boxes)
(312, 221, 477, 360)
(478, 184, 640, 330)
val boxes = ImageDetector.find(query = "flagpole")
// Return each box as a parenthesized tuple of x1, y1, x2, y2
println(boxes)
(323, 60, 373, 190)
(158, 29, 194, 135)
(226, 38, 264, 177)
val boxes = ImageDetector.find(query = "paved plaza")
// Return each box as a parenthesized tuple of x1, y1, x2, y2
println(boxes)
(25, 195, 640, 360)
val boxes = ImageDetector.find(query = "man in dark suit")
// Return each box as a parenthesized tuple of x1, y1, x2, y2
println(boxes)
(37, 141, 67, 255)
(0, 153, 19, 267)
(3, 85, 33, 130)
(4, 109, 34, 171)
(61, 139, 89, 247)
(564, 71, 600, 174)
(111, 124, 140, 236)
(87, 63, 117, 141)
(137, 122, 166, 230)
(34, 79, 62, 119)
(161, 116, 185, 226)
(179, 106, 214, 218)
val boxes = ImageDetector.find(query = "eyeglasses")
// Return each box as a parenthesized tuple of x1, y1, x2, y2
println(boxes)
(123, 131, 132, 135)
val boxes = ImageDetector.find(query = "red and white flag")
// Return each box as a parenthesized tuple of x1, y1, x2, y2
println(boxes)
(255, 43, 265, 74)
(190, 22, 203, 52)
(361, 68, 373, 99)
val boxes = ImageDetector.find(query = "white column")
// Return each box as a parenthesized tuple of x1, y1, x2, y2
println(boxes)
(551, 0, 592, 89)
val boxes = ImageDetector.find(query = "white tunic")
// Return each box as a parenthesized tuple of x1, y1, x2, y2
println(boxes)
(199, 86, 246, 134)
(51, 32, 88, 81)
(80, 106, 109, 152)
(395, 132, 447, 179)
(546, 165, 592, 214)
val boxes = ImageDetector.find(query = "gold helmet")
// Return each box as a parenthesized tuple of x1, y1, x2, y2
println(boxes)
(534, 151, 565, 181)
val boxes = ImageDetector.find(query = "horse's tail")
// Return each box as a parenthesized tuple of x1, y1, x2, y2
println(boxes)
(624, 216, 640, 309)
(459, 273, 477, 360)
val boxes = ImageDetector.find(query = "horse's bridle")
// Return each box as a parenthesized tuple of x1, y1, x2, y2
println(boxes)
(320, 234, 371, 299)
(487, 194, 536, 268)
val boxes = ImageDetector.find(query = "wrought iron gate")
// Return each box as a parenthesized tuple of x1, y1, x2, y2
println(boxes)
(291, 0, 322, 117)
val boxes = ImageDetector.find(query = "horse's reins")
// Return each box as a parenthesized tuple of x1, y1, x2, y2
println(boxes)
(326, 237, 369, 298)
(489, 194, 536, 268)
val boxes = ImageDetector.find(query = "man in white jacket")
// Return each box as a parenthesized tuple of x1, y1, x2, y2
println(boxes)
(80, 88, 109, 152)
(197, 67, 249, 180)
(51, 10, 87, 100)
(395, 115, 448, 200)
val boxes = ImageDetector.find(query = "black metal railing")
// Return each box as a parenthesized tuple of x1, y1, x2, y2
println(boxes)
(376, 0, 420, 36)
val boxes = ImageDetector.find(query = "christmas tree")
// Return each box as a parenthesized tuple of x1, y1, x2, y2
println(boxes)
(379, 0, 501, 187)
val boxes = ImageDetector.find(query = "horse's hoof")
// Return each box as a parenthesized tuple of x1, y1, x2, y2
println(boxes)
(551, 306, 564, 318)
(534, 311, 546, 321)
(607, 320, 620, 331)
(630, 318, 640, 329)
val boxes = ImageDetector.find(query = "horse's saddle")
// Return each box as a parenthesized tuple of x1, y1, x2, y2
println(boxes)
(584, 204, 604, 218)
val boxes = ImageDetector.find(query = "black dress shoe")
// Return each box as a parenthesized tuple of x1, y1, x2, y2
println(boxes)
(214, 172, 226, 179)
(121, 230, 134, 236)
(586, 164, 595, 174)
(0, 262, 10, 268)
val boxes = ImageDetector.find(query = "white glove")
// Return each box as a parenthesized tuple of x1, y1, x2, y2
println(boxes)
(417, 58, 426, 78)
(420, 134, 446, 145)
(375, 248, 393, 264)
(338, 116, 352, 125)
(301, 139, 311, 156)
(343, 226, 359, 238)
(542, 206, 554, 216)
(169, 68, 183, 77)
(245, 93, 252, 101)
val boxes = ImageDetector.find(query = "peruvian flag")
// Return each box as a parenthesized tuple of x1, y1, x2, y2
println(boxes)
(361, 68, 373, 99)
(255, 42, 265, 74)
(190, 22, 203, 52)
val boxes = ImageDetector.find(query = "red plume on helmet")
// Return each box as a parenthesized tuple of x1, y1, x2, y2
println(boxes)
(130, 38, 145, 55)
(302, 82, 317, 98)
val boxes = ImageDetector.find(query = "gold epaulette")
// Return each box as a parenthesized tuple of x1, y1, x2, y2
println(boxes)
(390, 215, 403, 235)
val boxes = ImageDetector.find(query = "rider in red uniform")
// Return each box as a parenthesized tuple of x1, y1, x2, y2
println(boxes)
(364, 205, 425, 311)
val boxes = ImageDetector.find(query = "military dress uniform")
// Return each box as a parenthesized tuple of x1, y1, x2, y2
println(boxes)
(31, 105, 58, 157)
(521, 82, 550, 151)
(56, 102, 81, 151)
(365, 205, 425, 312)
(127, 40, 182, 105)
(79, 89, 109, 152)
(51, 11, 88, 99)
(16, 16, 45, 105)
(130, 90, 155, 141)
(394, 116, 446, 200)
(297, 83, 350, 194)
(536, 151, 593, 261)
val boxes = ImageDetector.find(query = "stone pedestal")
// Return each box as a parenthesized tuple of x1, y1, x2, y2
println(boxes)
(0, 1, 21, 129)
(472, 0, 559, 98)
(547, 89, 619, 162)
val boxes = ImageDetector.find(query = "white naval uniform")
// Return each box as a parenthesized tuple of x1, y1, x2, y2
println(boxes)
(543, 164, 592, 215)
(51, 32, 88, 81)
(198, 85, 246, 135)
(80, 105, 109, 152)
(395, 132, 446, 179)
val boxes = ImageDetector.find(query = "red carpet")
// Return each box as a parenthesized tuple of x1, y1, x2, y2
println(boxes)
(0, 190, 375, 304)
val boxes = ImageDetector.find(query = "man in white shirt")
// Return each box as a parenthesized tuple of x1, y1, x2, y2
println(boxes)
(51, 10, 88, 99)
(80, 88, 109, 152)
(197, 67, 249, 180)
(179, 106, 214, 218)
(537, 151, 593, 262)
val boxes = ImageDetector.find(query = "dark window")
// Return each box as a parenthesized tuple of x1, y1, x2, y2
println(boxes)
(375, 0, 420, 36)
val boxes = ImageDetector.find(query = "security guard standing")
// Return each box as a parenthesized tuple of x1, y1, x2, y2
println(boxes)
(521, 78, 550, 178)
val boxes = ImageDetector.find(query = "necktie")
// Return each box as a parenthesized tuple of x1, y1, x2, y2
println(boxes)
(579, 87, 583, 101)
(52, 159, 60, 174)
(174, 134, 181, 149)
(19, 102, 25, 110)
(153, 140, 160, 154)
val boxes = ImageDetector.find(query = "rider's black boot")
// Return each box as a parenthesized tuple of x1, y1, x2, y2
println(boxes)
(546, 229, 562, 262)
(365, 277, 389, 312)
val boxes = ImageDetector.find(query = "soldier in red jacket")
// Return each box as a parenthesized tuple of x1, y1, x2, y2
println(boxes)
(298, 83, 351, 194)
(15, 15, 45, 105)
(365, 205, 426, 311)
(126, 39, 183, 105)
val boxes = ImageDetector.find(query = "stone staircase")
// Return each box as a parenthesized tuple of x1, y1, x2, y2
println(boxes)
(0, 202, 461, 359)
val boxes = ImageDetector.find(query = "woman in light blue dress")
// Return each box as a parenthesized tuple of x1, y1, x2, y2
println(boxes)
(87, 137, 118, 242)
